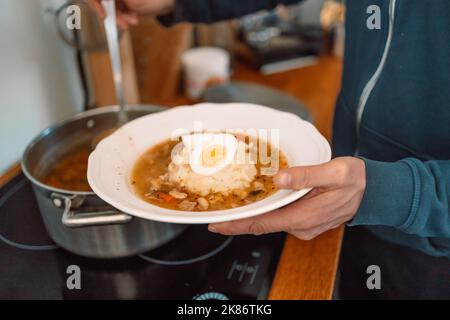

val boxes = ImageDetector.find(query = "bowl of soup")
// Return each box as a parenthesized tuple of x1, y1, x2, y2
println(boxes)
(87, 103, 331, 224)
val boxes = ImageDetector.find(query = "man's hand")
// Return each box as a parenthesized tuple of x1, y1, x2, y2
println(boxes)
(89, 0, 175, 30)
(209, 157, 366, 240)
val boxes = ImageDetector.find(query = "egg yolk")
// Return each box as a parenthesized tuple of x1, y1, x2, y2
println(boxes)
(201, 145, 226, 167)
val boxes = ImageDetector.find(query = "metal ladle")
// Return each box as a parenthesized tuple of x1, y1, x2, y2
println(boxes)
(92, 0, 128, 149)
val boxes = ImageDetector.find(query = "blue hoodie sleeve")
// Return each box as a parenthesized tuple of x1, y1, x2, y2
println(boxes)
(158, 0, 304, 26)
(349, 158, 450, 238)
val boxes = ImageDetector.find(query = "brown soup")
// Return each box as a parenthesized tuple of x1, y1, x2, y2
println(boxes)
(43, 148, 92, 192)
(131, 135, 288, 212)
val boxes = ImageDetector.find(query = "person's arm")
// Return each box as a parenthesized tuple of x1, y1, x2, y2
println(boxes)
(208, 156, 450, 257)
(159, 0, 304, 26)
(350, 158, 450, 239)
(90, 0, 304, 29)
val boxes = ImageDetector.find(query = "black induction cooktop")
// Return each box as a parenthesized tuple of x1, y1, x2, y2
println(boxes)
(0, 174, 285, 300)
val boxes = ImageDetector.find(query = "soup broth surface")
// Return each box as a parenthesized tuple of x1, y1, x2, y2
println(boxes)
(131, 134, 288, 212)
(43, 147, 91, 191)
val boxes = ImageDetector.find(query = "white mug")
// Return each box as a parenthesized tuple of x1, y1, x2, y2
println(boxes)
(181, 47, 230, 100)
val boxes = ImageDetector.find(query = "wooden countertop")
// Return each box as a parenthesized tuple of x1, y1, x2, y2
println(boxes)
(0, 54, 343, 300)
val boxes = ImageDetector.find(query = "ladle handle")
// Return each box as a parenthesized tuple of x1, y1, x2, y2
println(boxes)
(101, 0, 127, 124)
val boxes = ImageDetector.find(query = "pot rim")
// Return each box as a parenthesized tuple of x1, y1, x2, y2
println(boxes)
(21, 104, 166, 196)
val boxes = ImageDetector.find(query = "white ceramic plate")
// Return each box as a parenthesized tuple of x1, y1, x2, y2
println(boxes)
(87, 103, 331, 224)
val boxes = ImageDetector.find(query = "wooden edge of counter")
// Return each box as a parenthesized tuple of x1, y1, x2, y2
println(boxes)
(268, 226, 344, 300)
(0, 163, 21, 189)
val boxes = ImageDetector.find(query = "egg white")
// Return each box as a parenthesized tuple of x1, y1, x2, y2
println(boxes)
(181, 133, 238, 176)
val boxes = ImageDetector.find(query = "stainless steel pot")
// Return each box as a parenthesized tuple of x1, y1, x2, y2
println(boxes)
(22, 105, 187, 258)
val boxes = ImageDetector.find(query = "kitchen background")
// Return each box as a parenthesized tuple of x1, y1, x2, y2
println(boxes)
(0, 0, 83, 174)
(0, 0, 342, 175)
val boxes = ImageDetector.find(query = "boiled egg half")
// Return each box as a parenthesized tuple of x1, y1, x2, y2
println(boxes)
(181, 133, 238, 176)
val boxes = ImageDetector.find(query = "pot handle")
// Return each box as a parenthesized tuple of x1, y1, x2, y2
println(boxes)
(51, 194, 133, 228)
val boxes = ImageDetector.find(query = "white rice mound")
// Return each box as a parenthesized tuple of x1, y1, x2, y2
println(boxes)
(166, 141, 257, 196)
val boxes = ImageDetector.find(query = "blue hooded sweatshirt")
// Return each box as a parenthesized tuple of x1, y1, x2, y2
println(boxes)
(160, 0, 450, 258)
